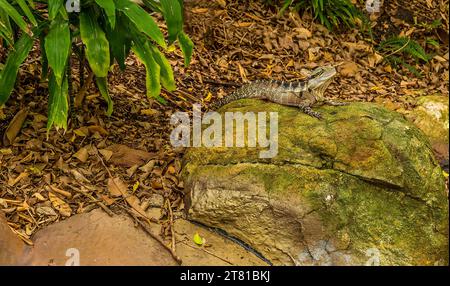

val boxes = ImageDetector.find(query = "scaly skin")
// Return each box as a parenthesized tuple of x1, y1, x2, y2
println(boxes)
(210, 66, 347, 119)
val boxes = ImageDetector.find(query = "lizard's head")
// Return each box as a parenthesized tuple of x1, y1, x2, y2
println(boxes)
(307, 65, 337, 91)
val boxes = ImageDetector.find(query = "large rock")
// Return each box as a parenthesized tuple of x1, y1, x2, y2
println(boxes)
(404, 96, 449, 168)
(182, 100, 449, 266)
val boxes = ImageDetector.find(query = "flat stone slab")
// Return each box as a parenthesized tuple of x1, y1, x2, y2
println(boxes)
(22, 209, 178, 266)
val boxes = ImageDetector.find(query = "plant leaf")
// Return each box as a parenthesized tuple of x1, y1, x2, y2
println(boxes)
(0, 33, 34, 106)
(115, 0, 166, 48)
(160, 0, 183, 43)
(48, 0, 64, 20)
(149, 44, 176, 91)
(80, 10, 110, 78)
(0, 0, 30, 34)
(95, 0, 116, 29)
(95, 76, 113, 116)
(16, 0, 37, 26)
(45, 15, 70, 86)
(177, 31, 193, 67)
(132, 39, 163, 102)
(47, 73, 69, 131)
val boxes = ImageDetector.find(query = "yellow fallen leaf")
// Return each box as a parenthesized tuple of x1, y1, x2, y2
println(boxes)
(204, 92, 213, 102)
(132, 181, 140, 192)
(193, 232, 205, 246)
(0, 148, 13, 155)
(443, 171, 448, 178)
(191, 8, 209, 14)
(48, 192, 72, 217)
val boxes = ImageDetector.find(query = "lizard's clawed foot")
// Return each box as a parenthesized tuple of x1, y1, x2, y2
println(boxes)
(302, 106, 323, 120)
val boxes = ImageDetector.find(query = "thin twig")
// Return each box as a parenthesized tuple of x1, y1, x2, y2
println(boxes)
(203, 78, 242, 87)
(166, 198, 177, 254)
(180, 240, 234, 265)
(124, 207, 183, 265)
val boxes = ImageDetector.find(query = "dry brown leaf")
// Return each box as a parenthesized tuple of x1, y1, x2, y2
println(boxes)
(339, 62, 359, 77)
(107, 177, 127, 197)
(87, 125, 108, 136)
(368, 52, 383, 67)
(99, 149, 113, 161)
(107, 177, 147, 217)
(191, 8, 209, 14)
(48, 192, 72, 217)
(295, 27, 312, 39)
(125, 195, 148, 218)
(3, 109, 28, 146)
(7, 172, 28, 186)
(73, 147, 89, 163)
(106, 144, 156, 167)
(237, 62, 248, 82)
(47, 185, 72, 199)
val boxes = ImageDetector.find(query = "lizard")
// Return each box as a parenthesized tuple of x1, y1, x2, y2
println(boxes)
(209, 65, 347, 119)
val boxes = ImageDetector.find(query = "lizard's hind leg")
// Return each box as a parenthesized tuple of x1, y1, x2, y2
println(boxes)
(299, 105, 323, 119)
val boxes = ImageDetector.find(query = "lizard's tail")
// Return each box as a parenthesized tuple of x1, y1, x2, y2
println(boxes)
(208, 83, 261, 111)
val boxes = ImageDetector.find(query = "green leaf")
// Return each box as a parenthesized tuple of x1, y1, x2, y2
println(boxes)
(0, 0, 29, 34)
(0, 8, 14, 45)
(47, 72, 69, 131)
(132, 39, 164, 102)
(16, 0, 37, 26)
(149, 44, 175, 91)
(45, 15, 70, 86)
(160, 0, 182, 43)
(39, 33, 49, 79)
(80, 11, 110, 78)
(48, 0, 64, 20)
(95, 77, 113, 116)
(0, 33, 34, 106)
(115, 0, 166, 48)
(177, 31, 193, 67)
(106, 13, 131, 70)
(95, 0, 116, 29)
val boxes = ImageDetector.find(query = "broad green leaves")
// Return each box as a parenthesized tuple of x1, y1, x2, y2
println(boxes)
(95, 0, 116, 29)
(132, 39, 162, 101)
(160, 0, 183, 44)
(48, 0, 64, 20)
(0, 0, 30, 34)
(45, 15, 70, 86)
(115, 0, 166, 48)
(0, 33, 34, 106)
(80, 11, 110, 78)
(0, 0, 195, 131)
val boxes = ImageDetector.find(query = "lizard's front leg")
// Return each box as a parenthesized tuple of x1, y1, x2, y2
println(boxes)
(323, 99, 348, 106)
